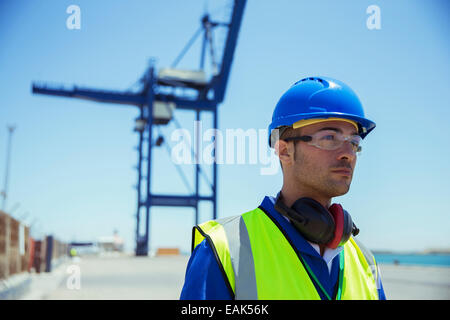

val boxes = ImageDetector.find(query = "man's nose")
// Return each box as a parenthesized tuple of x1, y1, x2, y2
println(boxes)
(337, 140, 356, 162)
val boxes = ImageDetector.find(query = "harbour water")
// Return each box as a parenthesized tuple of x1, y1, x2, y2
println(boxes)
(374, 253, 450, 267)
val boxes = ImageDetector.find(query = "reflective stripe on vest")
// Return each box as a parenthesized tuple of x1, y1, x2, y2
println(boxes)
(192, 207, 379, 300)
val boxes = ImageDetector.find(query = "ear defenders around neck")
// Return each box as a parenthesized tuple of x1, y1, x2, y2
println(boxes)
(274, 195, 359, 249)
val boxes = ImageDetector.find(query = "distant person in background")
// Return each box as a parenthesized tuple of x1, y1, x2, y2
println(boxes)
(70, 247, 77, 258)
(181, 77, 386, 300)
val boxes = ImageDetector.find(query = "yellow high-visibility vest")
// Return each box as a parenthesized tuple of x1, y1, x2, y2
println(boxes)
(192, 207, 380, 300)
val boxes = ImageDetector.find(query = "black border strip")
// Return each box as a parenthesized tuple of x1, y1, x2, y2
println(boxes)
(192, 226, 236, 300)
(258, 205, 330, 300)
(191, 227, 196, 253)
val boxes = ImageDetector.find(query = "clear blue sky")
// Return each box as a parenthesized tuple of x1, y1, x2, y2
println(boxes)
(1, 0, 449, 253)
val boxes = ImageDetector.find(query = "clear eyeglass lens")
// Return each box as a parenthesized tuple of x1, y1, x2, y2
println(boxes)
(314, 131, 361, 153)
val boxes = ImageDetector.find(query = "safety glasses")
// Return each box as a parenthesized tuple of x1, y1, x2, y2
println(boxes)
(283, 130, 362, 154)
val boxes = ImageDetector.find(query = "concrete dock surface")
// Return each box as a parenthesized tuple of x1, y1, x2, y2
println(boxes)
(18, 254, 450, 300)
(378, 264, 450, 300)
(21, 254, 190, 300)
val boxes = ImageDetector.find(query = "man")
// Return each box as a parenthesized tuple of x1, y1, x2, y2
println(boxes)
(180, 76, 386, 300)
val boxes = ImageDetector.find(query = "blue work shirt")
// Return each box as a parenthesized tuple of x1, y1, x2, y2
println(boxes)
(180, 195, 386, 300)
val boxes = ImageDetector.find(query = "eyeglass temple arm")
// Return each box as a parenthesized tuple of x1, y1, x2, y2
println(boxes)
(282, 136, 312, 142)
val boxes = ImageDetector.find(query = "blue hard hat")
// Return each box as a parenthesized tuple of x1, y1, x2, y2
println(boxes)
(268, 76, 376, 147)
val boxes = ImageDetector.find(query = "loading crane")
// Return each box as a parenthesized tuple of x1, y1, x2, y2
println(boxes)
(31, 0, 247, 256)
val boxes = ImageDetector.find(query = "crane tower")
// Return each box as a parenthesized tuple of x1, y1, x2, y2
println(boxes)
(31, 1, 247, 255)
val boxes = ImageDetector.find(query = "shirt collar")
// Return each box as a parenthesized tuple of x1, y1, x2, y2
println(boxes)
(307, 241, 343, 267)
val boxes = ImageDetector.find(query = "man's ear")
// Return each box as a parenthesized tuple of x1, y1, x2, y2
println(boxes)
(274, 139, 293, 166)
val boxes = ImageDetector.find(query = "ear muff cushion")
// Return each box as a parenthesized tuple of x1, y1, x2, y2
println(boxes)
(327, 204, 344, 249)
(290, 197, 335, 244)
